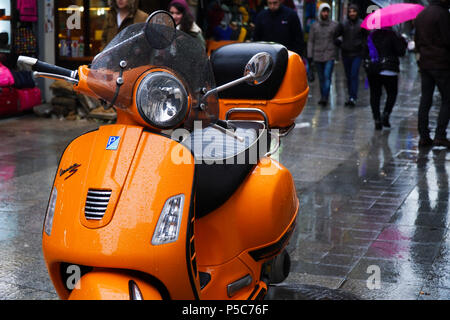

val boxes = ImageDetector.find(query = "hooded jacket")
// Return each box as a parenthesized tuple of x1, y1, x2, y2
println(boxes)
(335, 4, 367, 57)
(307, 3, 339, 61)
(414, 0, 450, 70)
(101, 0, 149, 49)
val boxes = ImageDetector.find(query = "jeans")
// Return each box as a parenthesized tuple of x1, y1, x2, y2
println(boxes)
(367, 73, 398, 121)
(315, 60, 335, 101)
(418, 69, 450, 140)
(342, 56, 362, 100)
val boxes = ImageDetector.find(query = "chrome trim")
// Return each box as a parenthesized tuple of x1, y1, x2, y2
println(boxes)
(265, 130, 280, 158)
(225, 108, 269, 129)
(33, 71, 79, 85)
(278, 123, 296, 137)
(17, 56, 38, 69)
(84, 189, 112, 220)
(227, 274, 253, 298)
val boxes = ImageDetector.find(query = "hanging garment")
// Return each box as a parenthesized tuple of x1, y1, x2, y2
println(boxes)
(17, 0, 38, 22)
(14, 27, 37, 56)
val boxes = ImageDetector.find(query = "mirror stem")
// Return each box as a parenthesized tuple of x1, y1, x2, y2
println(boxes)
(202, 73, 253, 102)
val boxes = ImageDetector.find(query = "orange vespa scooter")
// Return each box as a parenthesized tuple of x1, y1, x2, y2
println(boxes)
(18, 11, 308, 300)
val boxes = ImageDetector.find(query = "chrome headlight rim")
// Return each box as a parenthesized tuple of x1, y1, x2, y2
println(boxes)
(136, 71, 189, 130)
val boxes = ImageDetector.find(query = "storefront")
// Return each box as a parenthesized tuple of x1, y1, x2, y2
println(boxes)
(0, 0, 43, 114)
(53, 0, 171, 70)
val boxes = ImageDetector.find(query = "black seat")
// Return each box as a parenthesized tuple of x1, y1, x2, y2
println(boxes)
(210, 42, 289, 101)
(182, 121, 269, 218)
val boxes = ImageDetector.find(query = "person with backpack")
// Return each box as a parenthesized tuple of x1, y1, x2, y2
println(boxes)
(363, 27, 407, 130)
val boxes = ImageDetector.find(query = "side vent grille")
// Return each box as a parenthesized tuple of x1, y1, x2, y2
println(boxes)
(84, 189, 112, 220)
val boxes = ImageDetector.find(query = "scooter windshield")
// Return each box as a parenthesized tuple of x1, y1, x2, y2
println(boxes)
(88, 16, 218, 129)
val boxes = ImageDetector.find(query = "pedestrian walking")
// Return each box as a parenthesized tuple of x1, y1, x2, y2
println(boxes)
(335, 3, 367, 107)
(169, 0, 206, 49)
(253, 0, 305, 57)
(363, 27, 406, 130)
(415, 0, 450, 148)
(101, 0, 148, 49)
(307, 3, 339, 106)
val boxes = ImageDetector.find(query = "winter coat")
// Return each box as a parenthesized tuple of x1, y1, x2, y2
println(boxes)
(307, 3, 339, 62)
(364, 29, 407, 73)
(253, 4, 305, 56)
(177, 22, 206, 49)
(335, 5, 367, 57)
(101, 0, 148, 49)
(414, 0, 450, 70)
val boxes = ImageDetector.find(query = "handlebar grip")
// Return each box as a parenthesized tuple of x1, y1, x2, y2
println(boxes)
(33, 60, 75, 78)
(17, 56, 75, 78)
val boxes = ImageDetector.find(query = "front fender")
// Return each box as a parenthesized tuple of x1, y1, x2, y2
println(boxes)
(68, 270, 163, 300)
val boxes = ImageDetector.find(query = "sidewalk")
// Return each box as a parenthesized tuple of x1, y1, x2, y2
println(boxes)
(268, 53, 450, 299)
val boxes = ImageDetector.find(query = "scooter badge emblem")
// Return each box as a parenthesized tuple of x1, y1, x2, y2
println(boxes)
(106, 136, 121, 150)
(59, 163, 81, 180)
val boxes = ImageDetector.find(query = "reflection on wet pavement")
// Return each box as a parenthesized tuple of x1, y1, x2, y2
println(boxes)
(0, 53, 449, 299)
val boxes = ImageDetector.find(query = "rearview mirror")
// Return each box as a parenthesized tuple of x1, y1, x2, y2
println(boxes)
(244, 52, 273, 86)
(200, 52, 274, 105)
(144, 10, 176, 50)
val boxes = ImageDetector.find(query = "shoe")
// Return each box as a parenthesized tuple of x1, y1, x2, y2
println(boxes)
(418, 136, 433, 147)
(348, 98, 356, 107)
(433, 138, 450, 148)
(381, 112, 391, 128)
(318, 99, 327, 106)
(375, 120, 382, 130)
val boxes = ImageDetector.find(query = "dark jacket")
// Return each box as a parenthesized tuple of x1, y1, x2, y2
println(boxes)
(414, 0, 450, 70)
(335, 8, 367, 57)
(253, 5, 305, 56)
(101, 0, 148, 50)
(364, 29, 407, 73)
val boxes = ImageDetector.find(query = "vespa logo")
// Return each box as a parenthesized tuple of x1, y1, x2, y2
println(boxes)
(366, 5, 381, 30)
(59, 163, 81, 180)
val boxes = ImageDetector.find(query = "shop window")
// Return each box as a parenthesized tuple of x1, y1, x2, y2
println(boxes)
(0, 0, 12, 53)
(55, 0, 109, 69)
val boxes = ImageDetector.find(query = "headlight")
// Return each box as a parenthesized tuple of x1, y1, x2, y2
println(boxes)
(152, 194, 185, 245)
(44, 187, 57, 236)
(136, 71, 188, 129)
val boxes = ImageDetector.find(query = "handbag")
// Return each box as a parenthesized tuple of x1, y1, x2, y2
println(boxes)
(0, 63, 14, 87)
(363, 32, 381, 75)
(363, 58, 381, 75)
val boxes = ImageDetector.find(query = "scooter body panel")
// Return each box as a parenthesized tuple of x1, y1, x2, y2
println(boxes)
(196, 158, 298, 299)
(43, 125, 199, 299)
(68, 270, 163, 300)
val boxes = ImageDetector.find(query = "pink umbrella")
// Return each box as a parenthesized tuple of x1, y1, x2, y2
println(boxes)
(361, 3, 425, 30)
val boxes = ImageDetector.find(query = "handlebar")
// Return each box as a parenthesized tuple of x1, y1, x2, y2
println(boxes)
(17, 56, 78, 83)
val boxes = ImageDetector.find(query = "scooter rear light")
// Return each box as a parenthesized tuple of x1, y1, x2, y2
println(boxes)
(152, 194, 185, 245)
(44, 187, 57, 236)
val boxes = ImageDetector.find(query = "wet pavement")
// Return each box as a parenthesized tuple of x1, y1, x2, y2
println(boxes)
(0, 53, 449, 300)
